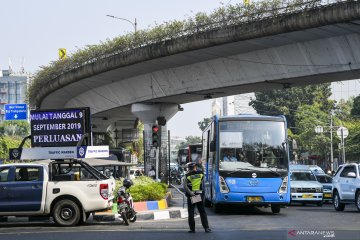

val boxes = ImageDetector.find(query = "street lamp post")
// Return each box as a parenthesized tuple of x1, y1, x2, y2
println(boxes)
(336, 127, 349, 164)
(314, 112, 337, 172)
(330, 112, 334, 171)
(106, 15, 137, 34)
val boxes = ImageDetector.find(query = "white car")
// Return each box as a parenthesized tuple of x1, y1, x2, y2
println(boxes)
(332, 163, 360, 211)
(290, 165, 323, 206)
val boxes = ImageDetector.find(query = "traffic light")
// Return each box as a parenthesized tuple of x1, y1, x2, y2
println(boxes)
(152, 125, 161, 148)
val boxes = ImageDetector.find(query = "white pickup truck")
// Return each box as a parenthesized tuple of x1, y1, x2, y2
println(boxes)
(0, 159, 115, 226)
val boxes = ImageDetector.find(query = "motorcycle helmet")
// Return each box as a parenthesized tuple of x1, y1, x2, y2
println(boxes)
(123, 178, 133, 188)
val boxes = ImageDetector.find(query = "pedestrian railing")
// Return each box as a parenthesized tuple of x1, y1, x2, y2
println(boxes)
(170, 183, 186, 209)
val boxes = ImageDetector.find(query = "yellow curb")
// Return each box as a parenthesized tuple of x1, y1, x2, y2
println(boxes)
(158, 199, 168, 209)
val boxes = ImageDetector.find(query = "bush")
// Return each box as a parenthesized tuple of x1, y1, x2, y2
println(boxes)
(114, 176, 167, 202)
(129, 182, 168, 202)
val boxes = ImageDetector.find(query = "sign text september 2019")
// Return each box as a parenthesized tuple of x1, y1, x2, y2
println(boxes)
(30, 108, 91, 147)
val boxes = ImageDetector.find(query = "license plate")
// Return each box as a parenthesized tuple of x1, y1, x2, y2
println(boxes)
(302, 194, 313, 198)
(324, 193, 332, 198)
(247, 196, 263, 202)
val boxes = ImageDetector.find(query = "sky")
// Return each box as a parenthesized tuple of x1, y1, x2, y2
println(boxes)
(1, 0, 360, 139)
(0, 0, 232, 137)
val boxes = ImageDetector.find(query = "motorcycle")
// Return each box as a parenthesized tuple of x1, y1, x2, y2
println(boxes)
(117, 179, 137, 225)
(170, 169, 182, 185)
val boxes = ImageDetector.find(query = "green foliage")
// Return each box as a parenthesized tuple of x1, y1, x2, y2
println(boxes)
(28, 0, 334, 105)
(0, 121, 30, 137)
(114, 176, 167, 202)
(351, 95, 360, 117)
(342, 120, 360, 162)
(0, 136, 28, 161)
(198, 117, 212, 132)
(129, 182, 168, 202)
(249, 84, 333, 132)
(334, 99, 353, 122)
(294, 104, 331, 156)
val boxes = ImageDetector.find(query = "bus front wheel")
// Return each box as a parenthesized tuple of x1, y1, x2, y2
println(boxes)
(271, 205, 281, 214)
(204, 198, 212, 208)
(213, 203, 222, 213)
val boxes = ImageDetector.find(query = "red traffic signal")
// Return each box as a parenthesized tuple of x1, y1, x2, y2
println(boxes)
(152, 125, 159, 133)
(152, 125, 160, 148)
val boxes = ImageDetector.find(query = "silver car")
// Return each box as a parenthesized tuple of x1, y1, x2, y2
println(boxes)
(332, 163, 360, 212)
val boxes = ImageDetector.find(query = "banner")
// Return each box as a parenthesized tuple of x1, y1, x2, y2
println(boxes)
(9, 146, 109, 160)
(30, 108, 91, 147)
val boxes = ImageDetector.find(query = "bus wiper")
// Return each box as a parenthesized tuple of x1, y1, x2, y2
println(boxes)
(226, 168, 255, 175)
(265, 168, 281, 176)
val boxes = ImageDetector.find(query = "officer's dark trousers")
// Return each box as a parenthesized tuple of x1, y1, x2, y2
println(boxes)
(187, 195, 209, 231)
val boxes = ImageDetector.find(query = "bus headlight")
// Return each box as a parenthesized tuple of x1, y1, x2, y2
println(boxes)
(219, 176, 230, 193)
(279, 176, 288, 194)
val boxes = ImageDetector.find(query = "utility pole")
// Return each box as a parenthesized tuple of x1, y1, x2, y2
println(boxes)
(330, 112, 334, 172)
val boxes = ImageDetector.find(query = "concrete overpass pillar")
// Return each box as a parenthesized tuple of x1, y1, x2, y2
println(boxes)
(131, 103, 180, 182)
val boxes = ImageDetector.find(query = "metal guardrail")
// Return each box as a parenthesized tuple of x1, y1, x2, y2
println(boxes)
(170, 183, 186, 209)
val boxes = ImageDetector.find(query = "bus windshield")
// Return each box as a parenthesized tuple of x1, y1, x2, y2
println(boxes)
(219, 120, 288, 175)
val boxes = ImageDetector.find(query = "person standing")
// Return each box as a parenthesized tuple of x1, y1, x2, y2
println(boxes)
(223, 149, 237, 161)
(183, 162, 211, 233)
(148, 165, 156, 180)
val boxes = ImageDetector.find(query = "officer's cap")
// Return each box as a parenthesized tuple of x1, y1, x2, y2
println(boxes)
(185, 162, 196, 168)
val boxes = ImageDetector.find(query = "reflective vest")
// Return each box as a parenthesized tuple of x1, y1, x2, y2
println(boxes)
(186, 170, 204, 192)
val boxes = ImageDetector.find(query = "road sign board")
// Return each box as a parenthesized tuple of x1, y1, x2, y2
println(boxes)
(315, 126, 323, 133)
(59, 48, 67, 60)
(337, 127, 349, 139)
(4, 104, 27, 120)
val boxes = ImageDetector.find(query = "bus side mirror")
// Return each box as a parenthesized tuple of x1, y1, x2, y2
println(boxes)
(210, 141, 216, 152)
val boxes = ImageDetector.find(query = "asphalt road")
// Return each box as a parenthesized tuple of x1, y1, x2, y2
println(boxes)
(1, 203, 359, 240)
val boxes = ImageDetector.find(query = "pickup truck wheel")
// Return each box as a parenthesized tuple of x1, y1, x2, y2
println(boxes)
(53, 199, 81, 226)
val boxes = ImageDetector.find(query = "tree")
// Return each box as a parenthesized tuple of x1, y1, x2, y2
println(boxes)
(342, 120, 360, 162)
(334, 98, 353, 122)
(249, 83, 333, 133)
(0, 121, 30, 137)
(0, 136, 28, 162)
(294, 104, 331, 158)
(176, 136, 202, 149)
(198, 117, 212, 132)
(350, 94, 360, 117)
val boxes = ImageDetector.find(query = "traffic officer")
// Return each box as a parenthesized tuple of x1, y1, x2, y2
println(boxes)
(183, 162, 211, 233)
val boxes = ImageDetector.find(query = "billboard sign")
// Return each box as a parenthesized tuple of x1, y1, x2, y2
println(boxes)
(30, 108, 91, 147)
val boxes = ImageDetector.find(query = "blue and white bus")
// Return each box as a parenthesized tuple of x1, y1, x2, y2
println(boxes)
(201, 115, 290, 213)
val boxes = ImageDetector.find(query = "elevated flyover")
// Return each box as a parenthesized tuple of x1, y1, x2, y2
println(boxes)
(30, 1, 360, 133)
